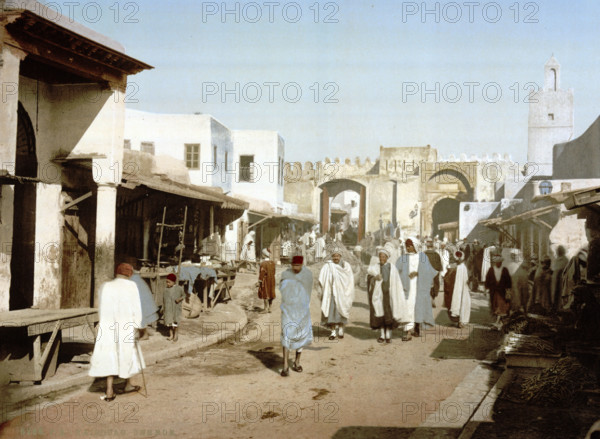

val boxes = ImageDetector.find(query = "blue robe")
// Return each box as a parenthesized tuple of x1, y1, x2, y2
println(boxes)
(396, 252, 439, 328)
(280, 267, 313, 350)
(131, 273, 159, 327)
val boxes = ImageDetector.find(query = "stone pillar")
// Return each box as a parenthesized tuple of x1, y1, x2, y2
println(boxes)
(320, 186, 329, 235)
(93, 184, 117, 307)
(0, 44, 24, 167)
(0, 44, 25, 311)
(358, 186, 366, 242)
(33, 183, 63, 309)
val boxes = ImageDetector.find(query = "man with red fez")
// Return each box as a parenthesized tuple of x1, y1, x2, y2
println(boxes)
(449, 251, 471, 328)
(164, 273, 185, 342)
(279, 255, 313, 376)
(89, 263, 145, 401)
(318, 245, 355, 340)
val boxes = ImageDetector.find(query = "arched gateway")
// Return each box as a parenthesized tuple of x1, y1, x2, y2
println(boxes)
(284, 147, 514, 242)
(319, 179, 366, 243)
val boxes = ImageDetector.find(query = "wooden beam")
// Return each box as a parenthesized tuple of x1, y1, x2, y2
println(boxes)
(39, 320, 62, 370)
(532, 217, 553, 230)
(62, 191, 92, 211)
(249, 216, 272, 230)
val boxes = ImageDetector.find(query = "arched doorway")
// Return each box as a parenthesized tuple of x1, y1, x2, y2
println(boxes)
(431, 198, 460, 240)
(9, 102, 38, 310)
(319, 179, 366, 245)
(427, 168, 474, 202)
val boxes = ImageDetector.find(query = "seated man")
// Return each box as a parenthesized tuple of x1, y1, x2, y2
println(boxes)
(193, 263, 218, 304)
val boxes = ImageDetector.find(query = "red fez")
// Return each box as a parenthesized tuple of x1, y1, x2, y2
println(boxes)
(167, 273, 177, 282)
(115, 263, 133, 278)
(292, 255, 304, 265)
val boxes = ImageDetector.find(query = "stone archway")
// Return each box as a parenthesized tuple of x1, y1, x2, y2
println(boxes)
(427, 168, 474, 201)
(319, 179, 366, 243)
(431, 197, 460, 240)
(9, 102, 38, 310)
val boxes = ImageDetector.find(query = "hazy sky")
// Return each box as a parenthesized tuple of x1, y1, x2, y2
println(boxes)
(70, 0, 599, 163)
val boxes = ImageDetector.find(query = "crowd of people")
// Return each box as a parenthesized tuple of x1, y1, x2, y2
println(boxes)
(88, 232, 590, 396)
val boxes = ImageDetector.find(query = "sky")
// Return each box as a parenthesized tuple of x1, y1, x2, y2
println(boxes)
(59, 0, 600, 164)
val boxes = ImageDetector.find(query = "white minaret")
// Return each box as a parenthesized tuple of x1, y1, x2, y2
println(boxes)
(527, 56, 574, 177)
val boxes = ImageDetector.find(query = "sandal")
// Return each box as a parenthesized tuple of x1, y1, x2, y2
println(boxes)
(386, 338, 392, 343)
(101, 394, 116, 402)
(402, 334, 412, 341)
(280, 368, 290, 377)
(291, 362, 303, 373)
(377, 337, 385, 343)
(328, 334, 337, 340)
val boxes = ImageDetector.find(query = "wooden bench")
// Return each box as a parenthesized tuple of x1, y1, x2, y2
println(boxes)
(0, 308, 98, 384)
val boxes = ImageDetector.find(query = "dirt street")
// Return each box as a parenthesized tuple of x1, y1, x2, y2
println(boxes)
(0, 266, 500, 439)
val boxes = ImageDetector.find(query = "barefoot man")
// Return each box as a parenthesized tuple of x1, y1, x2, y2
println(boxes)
(279, 255, 313, 376)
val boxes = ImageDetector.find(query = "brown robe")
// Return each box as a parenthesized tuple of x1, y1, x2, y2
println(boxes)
(443, 266, 457, 310)
(425, 250, 443, 299)
(258, 260, 276, 300)
(485, 266, 512, 316)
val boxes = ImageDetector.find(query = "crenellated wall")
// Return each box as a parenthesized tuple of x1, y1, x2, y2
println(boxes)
(283, 146, 517, 239)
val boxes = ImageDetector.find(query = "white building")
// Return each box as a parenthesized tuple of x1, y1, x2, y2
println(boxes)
(231, 130, 285, 212)
(527, 56, 574, 177)
(0, 1, 151, 311)
(124, 111, 290, 262)
(124, 110, 233, 193)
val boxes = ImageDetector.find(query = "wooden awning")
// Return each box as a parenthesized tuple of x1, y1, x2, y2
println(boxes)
(122, 176, 248, 210)
(500, 204, 561, 225)
(479, 204, 560, 236)
(3, 9, 152, 86)
(532, 184, 600, 204)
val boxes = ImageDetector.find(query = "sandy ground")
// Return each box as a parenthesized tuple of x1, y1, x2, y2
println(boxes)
(0, 265, 500, 439)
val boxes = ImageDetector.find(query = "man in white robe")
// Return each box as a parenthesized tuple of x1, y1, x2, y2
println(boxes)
(396, 238, 439, 339)
(241, 231, 256, 262)
(314, 233, 326, 262)
(450, 251, 471, 328)
(319, 248, 355, 340)
(481, 244, 497, 282)
(367, 247, 406, 342)
(89, 263, 145, 400)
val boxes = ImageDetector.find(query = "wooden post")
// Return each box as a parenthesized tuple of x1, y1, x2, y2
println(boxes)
(209, 205, 214, 235)
(156, 207, 167, 270)
(176, 206, 188, 279)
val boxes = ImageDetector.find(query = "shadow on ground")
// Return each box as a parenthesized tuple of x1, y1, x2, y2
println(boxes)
(331, 426, 460, 439)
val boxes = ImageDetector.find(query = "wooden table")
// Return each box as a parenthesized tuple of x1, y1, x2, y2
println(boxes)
(0, 308, 98, 383)
(211, 270, 236, 309)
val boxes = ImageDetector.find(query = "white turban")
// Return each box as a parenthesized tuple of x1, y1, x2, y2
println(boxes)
(377, 246, 391, 258)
